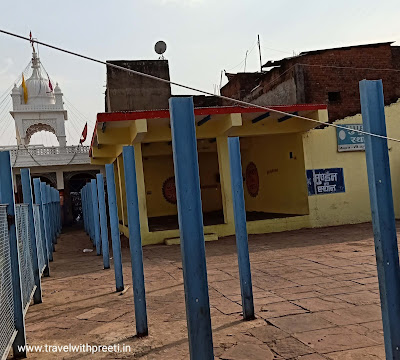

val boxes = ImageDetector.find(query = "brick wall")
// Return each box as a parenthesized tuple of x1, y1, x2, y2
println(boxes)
(221, 44, 400, 122)
(297, 44, 400, 120)
(220, 73, 262, 104)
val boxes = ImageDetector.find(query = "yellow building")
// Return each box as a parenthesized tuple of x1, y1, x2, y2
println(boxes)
(89, 101, 400, 245)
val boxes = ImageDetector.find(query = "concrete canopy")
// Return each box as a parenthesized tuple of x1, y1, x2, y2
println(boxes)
(90, 104, 328, 164)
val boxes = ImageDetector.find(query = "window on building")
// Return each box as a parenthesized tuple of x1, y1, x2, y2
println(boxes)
(328, 91, 342, 103)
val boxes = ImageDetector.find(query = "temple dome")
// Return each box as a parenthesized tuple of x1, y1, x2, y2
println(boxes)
(19, 52, 55, 106)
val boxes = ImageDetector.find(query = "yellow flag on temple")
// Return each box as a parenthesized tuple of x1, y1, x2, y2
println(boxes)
(22, 74, 28, 104)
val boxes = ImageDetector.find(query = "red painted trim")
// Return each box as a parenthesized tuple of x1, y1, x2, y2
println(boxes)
(90, 104, 327, 157)
(96, 104, 327, 123)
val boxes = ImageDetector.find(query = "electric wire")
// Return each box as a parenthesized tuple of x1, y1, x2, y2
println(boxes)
(1, 29, 400, 143)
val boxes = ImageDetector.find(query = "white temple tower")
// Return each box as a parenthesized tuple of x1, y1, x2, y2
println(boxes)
(10, 50, 67, 147)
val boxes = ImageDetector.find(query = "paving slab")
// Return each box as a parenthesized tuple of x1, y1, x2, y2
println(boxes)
(293, 327, 379, 353)
(317, 304, 382, 326)
(292, 296, 349, 312)
(269, 336, 314, 358)
(326, 345, 385, 359)
(16, 223, 392, 359)
(219, 343, 276, 360)
(258, 301, 308, 319)
(269, 313, 336, 334)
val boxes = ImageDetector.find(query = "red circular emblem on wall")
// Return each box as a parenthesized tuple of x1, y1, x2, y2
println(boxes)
(162, 176, 177, 204)
(246, 162, 259, 197)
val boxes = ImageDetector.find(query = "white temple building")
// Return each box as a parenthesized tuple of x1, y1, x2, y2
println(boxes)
(1, 48, 104, 225)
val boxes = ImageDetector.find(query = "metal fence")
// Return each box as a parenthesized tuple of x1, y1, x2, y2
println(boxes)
(15, 204, 36, 313)
(0, 205, 16, 360)
(33, 205, 46, 275)
(0, 154, 62, 360)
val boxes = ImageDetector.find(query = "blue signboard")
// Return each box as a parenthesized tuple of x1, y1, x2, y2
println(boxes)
(306, 168, 345, 195)
(336, 124, 365, 152)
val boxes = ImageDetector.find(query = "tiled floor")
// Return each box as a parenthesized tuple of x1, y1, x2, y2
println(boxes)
(20, 222, 387, 359)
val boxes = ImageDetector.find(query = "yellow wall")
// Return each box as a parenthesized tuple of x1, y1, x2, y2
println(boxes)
(304, 100, 400, 227)
(198, 152, 222, 213)
(115, 101, 400, 245)
(143, 154, 176, 217)
(142, 142, 223, 218)
(241, 134, 309, 215)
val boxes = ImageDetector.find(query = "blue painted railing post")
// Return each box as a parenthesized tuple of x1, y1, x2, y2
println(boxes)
(105, 164, 124, 292)
(122, 146, 148, 336)
(56, 190, 61, 234)
(46, 185, 55, 247)
(81, 188, 86, 233)
(83, 185, 90, 235)
(91, 179, 101, 255)
(47, 185, 55, 245)
(84, 185, 90, 238)
(96, 174, 110, 269)
(33, 178, 49, 277)
(0, 151, 26, 358)
(53, 189, 59, 236)
(82, 186, 86, 232)
(228, 137, 255, 320)
(21, 168, 42, 304)
(169, 97, 214, 359)
(88, 183, 94, 244)
(360, 79, 400, 360)
(41, 182, 53, 261)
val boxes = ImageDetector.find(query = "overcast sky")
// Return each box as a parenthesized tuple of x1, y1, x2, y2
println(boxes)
(0, 0, 399, 146)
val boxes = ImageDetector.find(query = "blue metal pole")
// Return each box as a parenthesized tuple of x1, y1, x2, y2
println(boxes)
(86, 184, 92, 241)
(82, 186, 86, 232)
(46, 185, 55, 247)
(91, 179, 101, 255)
(88, 183, 95, 244)
(58, 190, 61, 233)
(360, 79, 400, 360)
(33, 178, 49, 277)
(41, 182, 53, 261)
(169, 97, 214, 359)
(84, 185, 90, 238)
(81, 189, 86, 232)
(0, 151, 26, 358)
(53, 189, 59, 236)
(105, 164, 124, 292)
(20, 168, 42, 304)
(122, 146, 148, 336)
(57, 190, 61, 234)
(53, 189, 59, 239)
(228, 137, 254, 320)
(96, 174, 110, 269)
(81, 185, 89, 235)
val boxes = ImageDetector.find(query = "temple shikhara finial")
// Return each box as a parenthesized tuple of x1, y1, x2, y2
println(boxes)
(10, 44, 68, 147)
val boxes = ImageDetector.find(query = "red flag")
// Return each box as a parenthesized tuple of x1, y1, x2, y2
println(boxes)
(80, 123, 88, 144)
(48, 79, 53, 91)
(29, 31, 35, 51)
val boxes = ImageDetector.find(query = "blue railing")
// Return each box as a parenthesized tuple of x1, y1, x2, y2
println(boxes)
(0, 151, 61, 360)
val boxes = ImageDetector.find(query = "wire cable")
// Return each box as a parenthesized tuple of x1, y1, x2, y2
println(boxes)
(1, 29, 400, 143)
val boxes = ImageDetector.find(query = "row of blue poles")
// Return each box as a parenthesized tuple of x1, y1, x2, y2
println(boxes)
(81, 162, 148, 336)
(81, 98, 254, 358)
(0, 151, 62, 358)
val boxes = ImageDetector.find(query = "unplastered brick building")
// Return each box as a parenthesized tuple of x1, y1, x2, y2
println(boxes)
(221, 42, 400, 121)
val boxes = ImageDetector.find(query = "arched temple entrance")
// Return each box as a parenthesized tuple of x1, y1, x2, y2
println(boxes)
(26, 124, 60, 146)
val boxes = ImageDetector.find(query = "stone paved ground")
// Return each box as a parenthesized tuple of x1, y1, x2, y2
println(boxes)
(18, 222, 387, 359)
